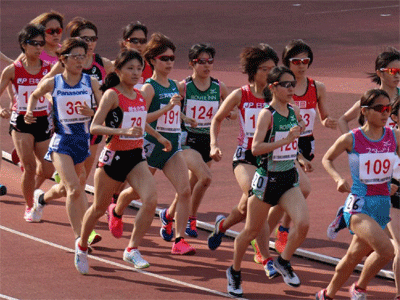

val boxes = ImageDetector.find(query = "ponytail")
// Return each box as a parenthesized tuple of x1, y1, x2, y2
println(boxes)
(100, 72, 120, 92)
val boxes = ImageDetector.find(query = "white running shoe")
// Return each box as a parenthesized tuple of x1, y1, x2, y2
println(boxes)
(123, 248, 150, 269)
(32, 189, 45, 221)
(273, 258, 300, 287)
(24, 206, 41, 223)
(74, 238, 89, 275)
(226, 266, 243, 297)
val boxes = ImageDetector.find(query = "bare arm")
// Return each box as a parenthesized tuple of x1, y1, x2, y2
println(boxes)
(322, 132, 353, 193)
(315, 81, 337, 129)
(338, 99, 361, 134)
(101, 57, 114, 74)
(145, 123, 172, 152)
(209, 88, 242, 161)
(0, 65, 15, 118)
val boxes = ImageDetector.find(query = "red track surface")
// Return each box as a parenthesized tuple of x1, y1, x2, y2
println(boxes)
(1, 1, 399, 299)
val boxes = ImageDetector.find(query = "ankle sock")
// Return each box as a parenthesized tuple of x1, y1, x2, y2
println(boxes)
(113, 208, 122, 219)
(277, 255, 289, 266)
(127, 247, 138, 252)
(278, 225, 289, 233)
(219, 219, 226, 233)
(38, 194, 46, 206)
(175, 237, 183, 244)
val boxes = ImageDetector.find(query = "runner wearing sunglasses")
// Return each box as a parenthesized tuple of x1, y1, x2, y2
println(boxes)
(109, 32, 196, 255)
(162, 43, 229, 239)
(119, 22, 152, 90)
(0, 24, 54, 222)
(316, 89, 397, 300)
(227, 66, 309, 296)
(265, 39, 337, 256)
(208, 44, 280, 279)
(327, 48, 400, 242)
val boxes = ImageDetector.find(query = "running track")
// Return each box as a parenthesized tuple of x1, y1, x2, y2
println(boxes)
(0, 1, 399, 299)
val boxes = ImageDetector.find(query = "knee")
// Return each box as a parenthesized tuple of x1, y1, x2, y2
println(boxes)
(379, 243, 395, 262)
(67, 185, 84, 200)
(198, 172, 212, 188)
(237, 199, 247, 215)
(295, 219, 309, 237)
(141, 191, 158, 212)
(177, 185, 191, 201)
(22, 161, 36, 174)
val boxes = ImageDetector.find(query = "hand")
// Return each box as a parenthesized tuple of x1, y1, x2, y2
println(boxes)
(298, 157, 313, 172)
(168, 94, 182, 109)
(185, 117, 197, 128)
(0, 108, 11, 119)
(286, 126, 301, 143)
(323, 117, 338, 130)
(123, 126, 143, 138)
(24, 111, 36, 124)
(390, 183, 399, 196)
(158, 136, 172, 152)
(76, 102, 94, 117)
(210, 145, 222, 162)
(337, 178, 351, 193)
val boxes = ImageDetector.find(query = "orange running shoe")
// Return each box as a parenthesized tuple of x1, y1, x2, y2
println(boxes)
(275, 226, 289, 254)
(250, 240, 263, 264)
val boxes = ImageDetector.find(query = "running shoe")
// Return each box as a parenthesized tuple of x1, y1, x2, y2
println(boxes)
(273, 257, 300, 287)
(159, 208, 174, 242)
(88, 230, 102, 246)
(226, 266, 243, 297)
(315, 289, 331, 300)
(207, 214, 226, 250)
(250, 239, 263, 264)
(275, 225, 289, 254)
(0, 184, 7, 196)
(349, 282, 367, 300)
(327, 206, 347, 240)
(33, 189, 45, 221)
(171, 238, 196, 255)
(108, 203, 123, 238)
(24, 206, 41, 223)
(74, 238, 89, 275)
(263, 258, 279, 279)
(123, 248, 150, 269)
(185, 216, 198, 238)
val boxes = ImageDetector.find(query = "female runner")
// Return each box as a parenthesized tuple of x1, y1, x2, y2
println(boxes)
(109, 33, 195, 255)
(163, 43, 229, 238)
(226, 66, 308, 297)
(207, 44, 280, 278)
(0, 24, 53, 221)
(316, 89, 397, 299)
(25, 37, 102, 242)
(270, 39, 337, 253)
(75, 49, 171, 274)
(327, 48, 400, 239)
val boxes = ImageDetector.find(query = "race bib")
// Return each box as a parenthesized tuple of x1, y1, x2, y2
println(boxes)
(251, 170, 268, 200)
(233, 146, 246, 161)
(156, 104, 181, 133)
(98, 147, 115, 166)
(120, 111, 147, 140)
(300, 108, 316, 136)
(244, 108, 262, 137)
(143, 139, 156, 157)
(272, 131, 298, 161)
(57, 95, 91, 124)
(16, 85, 48, 112)
(359, 152, 395, 184)
(185, 99, 218, 128)
(344, 194, 364, 214)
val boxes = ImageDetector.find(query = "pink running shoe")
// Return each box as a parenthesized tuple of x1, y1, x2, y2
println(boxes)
(171, 238, 196, 255)
(108, 203, 123, 238)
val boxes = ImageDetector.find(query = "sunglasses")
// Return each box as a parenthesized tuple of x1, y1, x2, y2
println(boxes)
(64, 54, 87, 61)
(45, 28, 62, 35)
(380, 68, 400, 76)
(273, 80, 297, 88)
(80, 36, 98, 43)
(126, 37, 147, 45)
(155, 55, 175, 62)
(289, 57, 311, 65)
(192, 58, 214, 65)
(362, 104, 392, 113)
(26, 40, 46, 47)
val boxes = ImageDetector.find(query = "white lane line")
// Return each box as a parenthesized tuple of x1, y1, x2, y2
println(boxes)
(0, 295, 19, 300)
(305, 5, 399, 15)
(0, 225, 242, 299)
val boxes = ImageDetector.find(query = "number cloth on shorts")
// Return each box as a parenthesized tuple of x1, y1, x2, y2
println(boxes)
(9, 114, 51, 142)
(232, 146, 258, 171)
(144, 78, 182, 170)
(250, 167, 299, 206)
(45, 73, 93, 164)
(98, 148, 146, 182)
(343, 127, 397, 231)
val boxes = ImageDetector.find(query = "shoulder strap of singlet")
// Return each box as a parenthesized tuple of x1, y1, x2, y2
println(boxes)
(94, 53, 104, 67)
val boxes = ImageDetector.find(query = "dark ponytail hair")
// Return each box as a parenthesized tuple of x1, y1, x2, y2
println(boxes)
(368, 47, 400, 85)
(101, 49, 144, 92)
(358, 89, 390, 125)
(390, 95, 400, 119)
